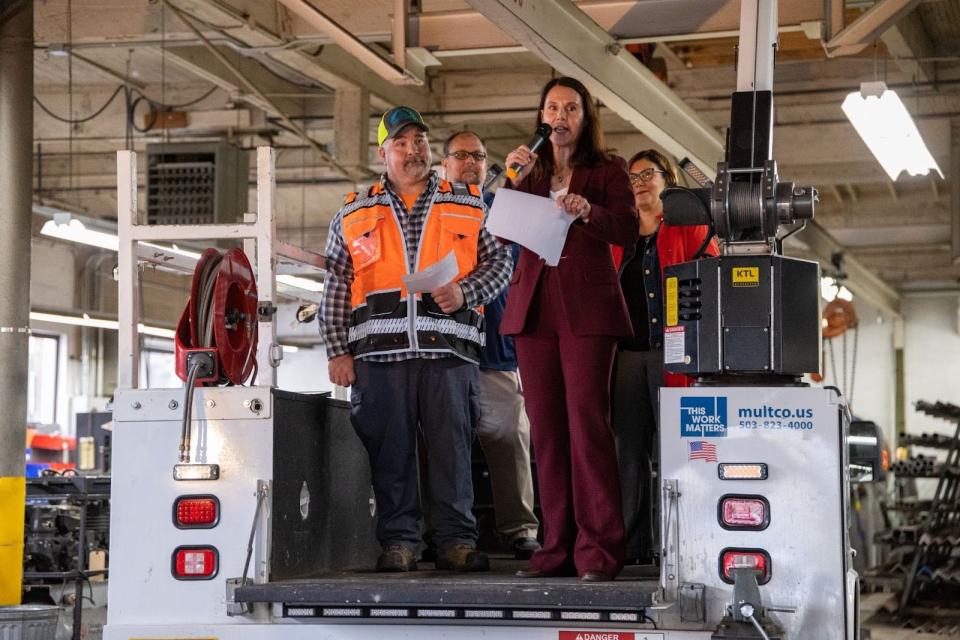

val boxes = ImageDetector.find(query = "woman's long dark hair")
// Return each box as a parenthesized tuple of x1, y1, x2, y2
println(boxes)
(531, 76, 609, 183)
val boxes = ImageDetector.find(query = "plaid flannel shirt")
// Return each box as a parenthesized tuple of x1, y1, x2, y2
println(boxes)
(320, 171, 513, 362)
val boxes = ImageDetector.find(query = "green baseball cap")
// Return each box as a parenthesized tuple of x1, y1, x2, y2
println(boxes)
(377, 106, 429, 146)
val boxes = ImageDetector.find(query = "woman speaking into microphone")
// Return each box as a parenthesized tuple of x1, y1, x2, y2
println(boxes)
(500, 76, 638, 582)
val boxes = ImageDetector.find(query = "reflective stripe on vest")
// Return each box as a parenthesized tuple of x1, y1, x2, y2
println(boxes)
(341, 180, 486, 360)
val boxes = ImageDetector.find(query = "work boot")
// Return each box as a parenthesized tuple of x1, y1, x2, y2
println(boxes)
(435, 544, 490, 572)
(511, 536, 542, 560)
(376, 545, 417, 572)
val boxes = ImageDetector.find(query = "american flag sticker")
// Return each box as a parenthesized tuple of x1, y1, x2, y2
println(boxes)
(688, 440, 718, 462)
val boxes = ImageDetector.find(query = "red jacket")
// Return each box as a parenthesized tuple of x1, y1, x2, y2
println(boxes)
(500, 156, 639, 337)
(613, 220, 718, 387)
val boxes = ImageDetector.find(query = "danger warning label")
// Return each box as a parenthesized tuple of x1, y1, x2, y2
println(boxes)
(558, 632, 634, 640)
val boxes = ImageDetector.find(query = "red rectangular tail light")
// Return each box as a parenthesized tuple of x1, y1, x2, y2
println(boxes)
(172, 546, 218, 580)
(173, 495, 220, 528)
(718, 495, 769, 530)
(720, 548, 771, 585)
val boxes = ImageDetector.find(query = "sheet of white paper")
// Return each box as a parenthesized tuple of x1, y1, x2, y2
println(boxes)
(486, 188, 574, 266)
(402, 250, 460, 294)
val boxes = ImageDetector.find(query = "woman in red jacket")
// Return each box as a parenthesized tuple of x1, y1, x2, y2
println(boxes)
(611, 149, 718, 565)
(501, 77, 638, 582)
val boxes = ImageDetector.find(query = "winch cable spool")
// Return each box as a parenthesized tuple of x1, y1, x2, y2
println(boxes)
(175, 247, 259, 463)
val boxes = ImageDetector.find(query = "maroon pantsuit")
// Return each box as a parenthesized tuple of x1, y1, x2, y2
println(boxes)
(500, 157, 639, 577)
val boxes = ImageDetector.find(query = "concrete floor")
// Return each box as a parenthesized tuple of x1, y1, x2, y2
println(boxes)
(861, 593, 960, 639)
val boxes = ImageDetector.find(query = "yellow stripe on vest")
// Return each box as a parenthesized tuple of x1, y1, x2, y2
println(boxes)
(0, 476, 25, 605)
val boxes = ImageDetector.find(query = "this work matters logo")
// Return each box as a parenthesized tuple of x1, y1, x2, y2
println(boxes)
(680, 396, 728, 438)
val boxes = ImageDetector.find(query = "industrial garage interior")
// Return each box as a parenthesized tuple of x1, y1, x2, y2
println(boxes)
(2, 0, 960, 638)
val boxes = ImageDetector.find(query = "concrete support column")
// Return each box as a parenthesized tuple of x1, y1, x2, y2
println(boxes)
(893, 317, 905, 450)
(951, 118, 960, 264)
(0, 0, 34, 605)
(333, 85, 370, 175)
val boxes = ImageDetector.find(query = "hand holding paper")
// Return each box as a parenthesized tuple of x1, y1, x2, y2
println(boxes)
(486, 188, 576, 266)
(401, 250, 460, 294)
(430, 281, 465, 313)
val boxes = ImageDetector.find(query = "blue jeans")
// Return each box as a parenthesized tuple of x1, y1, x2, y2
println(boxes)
(351, 357, 479, 550)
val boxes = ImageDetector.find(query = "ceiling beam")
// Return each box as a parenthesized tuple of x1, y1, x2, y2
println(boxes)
(163, 45, 326, 116)
(794, 223, 902, 315)
(274, 0, 415, 85)
(68, 52, 147, 91)
(880, 8, 935, 82)
(292, 44, 427, 111)
(817, 197, 948, 229)
(464, 0, 724, 172)
(171, 0, 428, 110)
(163, 0, 359, 177)
(462, 0, 899, 313)
(825, 0, 923, 57)
(412, 0, 823, 52)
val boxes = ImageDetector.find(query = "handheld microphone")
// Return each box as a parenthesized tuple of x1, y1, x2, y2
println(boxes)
(483, 164, 504, 191)
(505, 123, 552, 181)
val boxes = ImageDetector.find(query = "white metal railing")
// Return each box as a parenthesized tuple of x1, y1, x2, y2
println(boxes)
(116, 146, 325, 389)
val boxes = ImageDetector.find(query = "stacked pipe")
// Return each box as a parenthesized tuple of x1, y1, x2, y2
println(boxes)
(899, 432, 956, 449)
(875, 527, 920, 546)
(889, 455, 952, 477)
(914, 400, 960, 420)
(888, 500, 934, 514)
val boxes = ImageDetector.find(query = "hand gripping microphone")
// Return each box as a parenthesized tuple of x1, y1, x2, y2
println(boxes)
(505, 123, 552, 181)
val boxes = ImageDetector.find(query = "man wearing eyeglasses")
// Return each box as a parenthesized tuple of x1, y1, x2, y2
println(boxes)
(440, 131, 542, 561)
(320, 108, 512, 574)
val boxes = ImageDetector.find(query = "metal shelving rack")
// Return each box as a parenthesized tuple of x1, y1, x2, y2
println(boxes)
(891, 401, 960, 613)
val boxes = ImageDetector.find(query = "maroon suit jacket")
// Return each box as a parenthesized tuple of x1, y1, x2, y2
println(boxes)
(500, 155, 639, 337)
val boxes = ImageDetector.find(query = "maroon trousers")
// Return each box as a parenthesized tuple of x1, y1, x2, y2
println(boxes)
(514, 268, 626, 577)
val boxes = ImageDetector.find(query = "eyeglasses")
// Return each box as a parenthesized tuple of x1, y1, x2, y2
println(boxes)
(446, 151, 487, 162)
(628, 168, 665, 184)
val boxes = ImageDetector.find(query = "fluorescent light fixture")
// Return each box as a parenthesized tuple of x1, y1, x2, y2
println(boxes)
(39, 214, 324, 295)
(277, 274, 323, 292)
(820, 277, 853, 302)
(841, 81, 943, 181)
(30, 311, 176, 339)
(40, 218, 119, 251)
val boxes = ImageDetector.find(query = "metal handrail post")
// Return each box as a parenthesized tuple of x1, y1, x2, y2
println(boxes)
(115, 146, 282, 389)
(116, 150, 140, 389)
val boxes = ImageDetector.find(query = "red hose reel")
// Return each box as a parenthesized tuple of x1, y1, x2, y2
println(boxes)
(175, 247, 259, 386)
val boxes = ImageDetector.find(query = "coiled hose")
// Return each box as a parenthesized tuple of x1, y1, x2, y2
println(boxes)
(178, 253, 223, 464)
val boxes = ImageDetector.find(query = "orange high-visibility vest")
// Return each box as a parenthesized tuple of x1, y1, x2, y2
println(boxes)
(341, 179, 486, 361)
